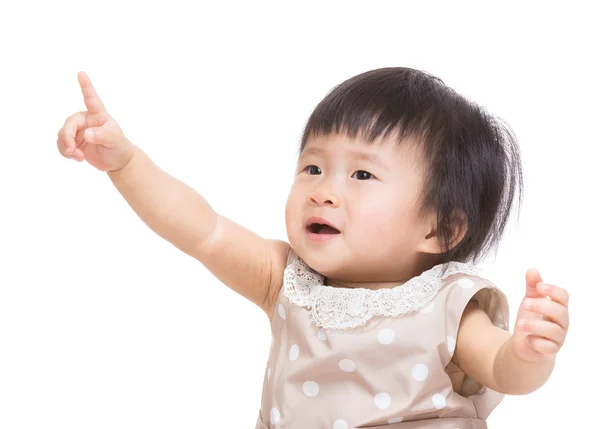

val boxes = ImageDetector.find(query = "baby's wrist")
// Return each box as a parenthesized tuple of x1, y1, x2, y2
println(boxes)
(107, 142, 141, 175)
(494, 336, 555, 394)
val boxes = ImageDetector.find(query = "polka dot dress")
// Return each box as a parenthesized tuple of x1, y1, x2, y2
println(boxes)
(256, 251, 509, 429)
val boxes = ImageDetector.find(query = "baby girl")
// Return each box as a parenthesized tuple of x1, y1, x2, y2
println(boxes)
(57, 67, 569, 428)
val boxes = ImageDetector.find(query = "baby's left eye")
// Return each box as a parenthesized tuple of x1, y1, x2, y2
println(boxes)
(351, 170, 375, 180)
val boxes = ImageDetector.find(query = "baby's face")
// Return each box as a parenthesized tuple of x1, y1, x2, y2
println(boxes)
(285, 133, 434, 284)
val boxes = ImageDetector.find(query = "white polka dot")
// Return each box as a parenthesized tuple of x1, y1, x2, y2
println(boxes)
(377, 328, 395, 344)
(338, 359, 356, 372)
(419, 301, 435, 314)
(303, 381, 319, 396)
(432, 393, 447, 409)
(457, 278, 475, 289)
(278, 304, 287, 320)
(447, 336, 456, 353)
(267, 368, 271, 381)
(270, 408, 281, 424)
(412, 364, 429, 381)
(318, 328, 327, 341)
(388, 417, 404, 424)
(374, 392, 391, 409)
(289, 344, 299, 360)
(333, 419, 348, 429)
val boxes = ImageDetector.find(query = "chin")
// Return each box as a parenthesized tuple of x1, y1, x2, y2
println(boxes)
(287, 225, 347, 277)
(290, 245, 344, 278)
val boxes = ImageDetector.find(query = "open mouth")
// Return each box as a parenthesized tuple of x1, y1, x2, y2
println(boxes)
(307, 223, 341, 235)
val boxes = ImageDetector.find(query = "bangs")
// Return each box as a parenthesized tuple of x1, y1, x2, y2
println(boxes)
(300, 67, 454, 154)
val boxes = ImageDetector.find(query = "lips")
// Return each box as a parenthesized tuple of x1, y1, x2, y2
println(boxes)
(305, 217, 341, 235)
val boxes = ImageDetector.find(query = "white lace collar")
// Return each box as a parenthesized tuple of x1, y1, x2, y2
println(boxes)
(283, 257, 482, 330)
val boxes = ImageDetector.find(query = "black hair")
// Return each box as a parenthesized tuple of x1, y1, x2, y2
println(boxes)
(300, 67, 523, 273)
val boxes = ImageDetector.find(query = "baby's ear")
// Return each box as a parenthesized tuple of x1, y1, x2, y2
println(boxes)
(417, 208, 467, 254)
(448, 208, 468, 250)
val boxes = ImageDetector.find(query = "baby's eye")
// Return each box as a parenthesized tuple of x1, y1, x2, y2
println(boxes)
(351, 170, 374, 180)
(306, 165, 322, 175)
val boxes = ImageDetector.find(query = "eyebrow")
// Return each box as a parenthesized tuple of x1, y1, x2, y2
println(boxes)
(301, 147, 388, 170)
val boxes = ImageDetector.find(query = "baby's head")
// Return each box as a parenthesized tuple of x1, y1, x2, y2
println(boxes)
(285, 67, 523, 285)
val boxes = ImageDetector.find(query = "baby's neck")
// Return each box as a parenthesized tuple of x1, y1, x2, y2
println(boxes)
(324, 278, 407, 290)
(323, 255, 439, 291)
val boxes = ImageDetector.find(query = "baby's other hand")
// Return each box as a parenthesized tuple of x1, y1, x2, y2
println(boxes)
(511, 268, 569, 362)
(56, 71, 136, 172)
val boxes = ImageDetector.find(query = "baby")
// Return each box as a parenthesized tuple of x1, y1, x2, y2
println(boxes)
(57, 67, 570, 428)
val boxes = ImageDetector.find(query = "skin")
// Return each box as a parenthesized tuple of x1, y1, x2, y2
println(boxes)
(285, 134, 447, 288)
(57, 71, 570, 396)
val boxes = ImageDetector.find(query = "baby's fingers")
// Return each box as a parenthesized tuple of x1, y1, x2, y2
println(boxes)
(537, 283, 569, 308)
(528, 336, 560, 358)
(523, 297, 569, 331)
(518, 319, 565, 346)
(57, 111, 87, 159)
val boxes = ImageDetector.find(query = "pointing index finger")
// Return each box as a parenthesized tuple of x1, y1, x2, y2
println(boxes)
(78, 71, 107, 114)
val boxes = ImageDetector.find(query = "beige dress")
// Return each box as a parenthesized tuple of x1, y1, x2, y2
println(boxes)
(256, 250, 509, 429)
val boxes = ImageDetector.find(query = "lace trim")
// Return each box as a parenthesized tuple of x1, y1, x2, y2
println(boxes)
(283, 258, 483, 330)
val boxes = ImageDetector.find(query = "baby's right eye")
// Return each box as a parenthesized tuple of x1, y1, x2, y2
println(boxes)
(305, 165, 322, 175)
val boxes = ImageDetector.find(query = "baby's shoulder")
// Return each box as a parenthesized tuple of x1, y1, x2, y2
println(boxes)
(436, 267, 509, 332)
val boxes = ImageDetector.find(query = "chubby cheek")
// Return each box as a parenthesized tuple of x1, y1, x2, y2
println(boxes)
(350, 202, 412, 254)
(284, 193, 301, 245)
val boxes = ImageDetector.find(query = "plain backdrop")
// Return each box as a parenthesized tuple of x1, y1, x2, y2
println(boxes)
(0, 1, 598, 428)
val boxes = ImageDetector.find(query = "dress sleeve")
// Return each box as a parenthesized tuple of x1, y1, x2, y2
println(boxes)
(444, 274, 510, 338)
(437, 273, 510, 419)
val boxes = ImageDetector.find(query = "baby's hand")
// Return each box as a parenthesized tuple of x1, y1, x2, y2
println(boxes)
(511, 268, 569, 362)
(56, 72, 136, 172)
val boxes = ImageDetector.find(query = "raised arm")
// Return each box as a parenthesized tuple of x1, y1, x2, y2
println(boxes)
(57, 71, 290, 314)
(107, 148, 290, 312)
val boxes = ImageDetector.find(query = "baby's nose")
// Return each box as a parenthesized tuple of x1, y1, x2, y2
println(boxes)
(309, 187, 340, 207)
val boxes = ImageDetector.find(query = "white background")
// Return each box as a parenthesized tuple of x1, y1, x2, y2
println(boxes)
(0, 1, 598, 428)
